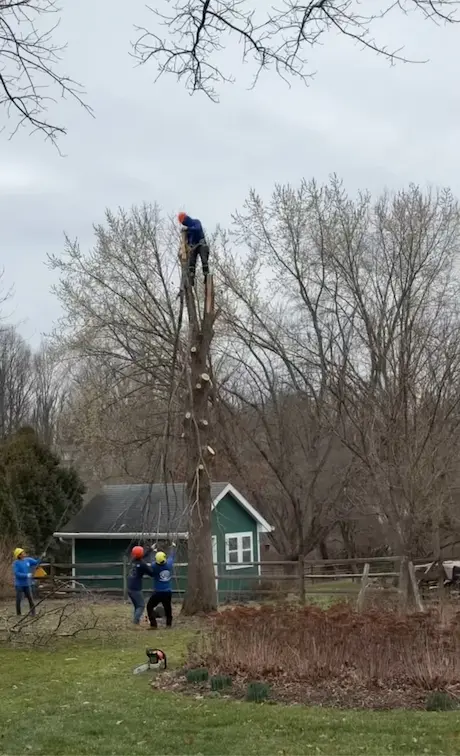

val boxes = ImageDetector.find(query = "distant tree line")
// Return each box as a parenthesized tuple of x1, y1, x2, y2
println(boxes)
(0, 326, 84, 552)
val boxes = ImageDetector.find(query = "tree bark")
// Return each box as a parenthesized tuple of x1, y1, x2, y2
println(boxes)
(180, 230, 218, 614)
(319, 539, 335, 574)
(339, 521, 358, 577)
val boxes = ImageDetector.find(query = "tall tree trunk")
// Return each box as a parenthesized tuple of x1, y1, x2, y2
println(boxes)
(339, 521, 358, 575)
(319, 539, 335, 575)
(180, 230, 218, 614)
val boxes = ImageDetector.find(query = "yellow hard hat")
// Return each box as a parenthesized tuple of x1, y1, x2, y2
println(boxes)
(13, 548, 25, 559)
(155, 551, 166, 565)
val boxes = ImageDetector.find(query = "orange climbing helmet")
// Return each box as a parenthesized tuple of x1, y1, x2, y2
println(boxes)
(131, 546, 144, 560)
(178, 211, 187, 224)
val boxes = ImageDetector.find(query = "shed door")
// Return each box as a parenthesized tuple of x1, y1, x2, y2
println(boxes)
(211, 535, 218, 596)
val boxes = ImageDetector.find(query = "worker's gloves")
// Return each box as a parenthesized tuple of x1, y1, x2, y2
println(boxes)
(40, 552, 47, 560)
(171, 542, 176, 548)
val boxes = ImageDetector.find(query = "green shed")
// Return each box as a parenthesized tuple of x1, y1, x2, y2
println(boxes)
(54, 482, 273, 602)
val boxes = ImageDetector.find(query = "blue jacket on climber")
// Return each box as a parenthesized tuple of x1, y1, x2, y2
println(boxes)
(178, 213, 206, 247)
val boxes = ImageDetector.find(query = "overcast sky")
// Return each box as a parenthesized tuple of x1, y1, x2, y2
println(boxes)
(1, 1, 460, 346)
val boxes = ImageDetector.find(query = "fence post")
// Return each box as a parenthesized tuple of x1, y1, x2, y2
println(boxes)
(122, 556, 128, 600)
(408, 561, 424, 613)
(434, 558, 446, 608)
(298, 554, 305, 605)
(49, 556, 56, 588)
(356, 562, 370, 612)
(398, 556, 409, 612)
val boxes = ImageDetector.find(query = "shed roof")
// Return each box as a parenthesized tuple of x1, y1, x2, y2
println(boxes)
(55, 482, 272, 538)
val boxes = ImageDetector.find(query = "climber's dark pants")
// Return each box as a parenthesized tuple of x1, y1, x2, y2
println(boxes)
(188, 242, 209, 284)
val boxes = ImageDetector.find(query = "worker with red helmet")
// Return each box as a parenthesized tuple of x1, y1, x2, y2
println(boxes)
(178, 212, 210, 287)
(127, 545, 153, 626)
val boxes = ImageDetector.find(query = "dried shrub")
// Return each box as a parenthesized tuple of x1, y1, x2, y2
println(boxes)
(197, 605, 460, 690)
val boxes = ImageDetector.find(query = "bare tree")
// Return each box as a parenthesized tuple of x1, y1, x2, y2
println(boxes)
(49, 204, 219, 613)
(312, 179, 460, 560)
(212, 178, 460, 572)
(213, 183, 354, 564)
(0, 0, 90, 142)
(32, 339, 66, 446)
(0, 326, 33, 437)
(133, 1, 459, 101)
(179, 229, 218, 614)
(56, 357, 187, 484)
(49, 203, 184, 466)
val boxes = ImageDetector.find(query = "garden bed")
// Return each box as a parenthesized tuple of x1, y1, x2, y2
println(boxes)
(152, 669, 460, 710)
(153, 604, 460, 710)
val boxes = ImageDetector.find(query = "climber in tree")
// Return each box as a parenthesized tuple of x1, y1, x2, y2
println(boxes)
(178, 212, 210, 286)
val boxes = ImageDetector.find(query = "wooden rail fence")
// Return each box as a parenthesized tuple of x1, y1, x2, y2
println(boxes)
(31, 555, 435, 611)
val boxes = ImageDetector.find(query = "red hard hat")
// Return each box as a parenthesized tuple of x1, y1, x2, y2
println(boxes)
(178, 212, 187, 224)
(131, 546, 144, 559)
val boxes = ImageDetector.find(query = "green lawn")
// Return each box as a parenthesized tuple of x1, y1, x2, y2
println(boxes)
(0, 601, 458, 755)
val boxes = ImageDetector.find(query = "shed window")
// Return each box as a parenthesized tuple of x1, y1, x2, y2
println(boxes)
(225, 532, 253, 569)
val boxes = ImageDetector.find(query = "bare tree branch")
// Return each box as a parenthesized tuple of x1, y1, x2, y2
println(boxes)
(0, 0, 91, 143)
(212, 186, 355, 559)
(48, 204, 190, 528)
(133, 0, 460, 100)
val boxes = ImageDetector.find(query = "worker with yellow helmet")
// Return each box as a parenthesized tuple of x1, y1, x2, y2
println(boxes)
(12, 547, 44, 616)
(146, 542, 176, 629)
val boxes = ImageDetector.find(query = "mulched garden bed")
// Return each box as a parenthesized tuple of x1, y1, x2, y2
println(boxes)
(150, 668, 460, 710)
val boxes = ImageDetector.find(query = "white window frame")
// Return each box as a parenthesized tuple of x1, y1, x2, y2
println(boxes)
(225, 531, 253, 570)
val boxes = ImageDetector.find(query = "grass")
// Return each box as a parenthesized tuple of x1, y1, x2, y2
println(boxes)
(0, 601, 459, 755)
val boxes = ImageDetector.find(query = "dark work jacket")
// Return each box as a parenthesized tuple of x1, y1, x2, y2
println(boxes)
(127, 559, 153, 591)
(181, 215, 206, 247)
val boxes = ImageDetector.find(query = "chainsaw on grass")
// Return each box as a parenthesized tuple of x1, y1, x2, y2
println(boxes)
(132, 648, 167, 675)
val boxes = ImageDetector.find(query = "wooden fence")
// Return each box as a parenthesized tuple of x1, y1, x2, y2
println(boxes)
(34, 555, 437, 610)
